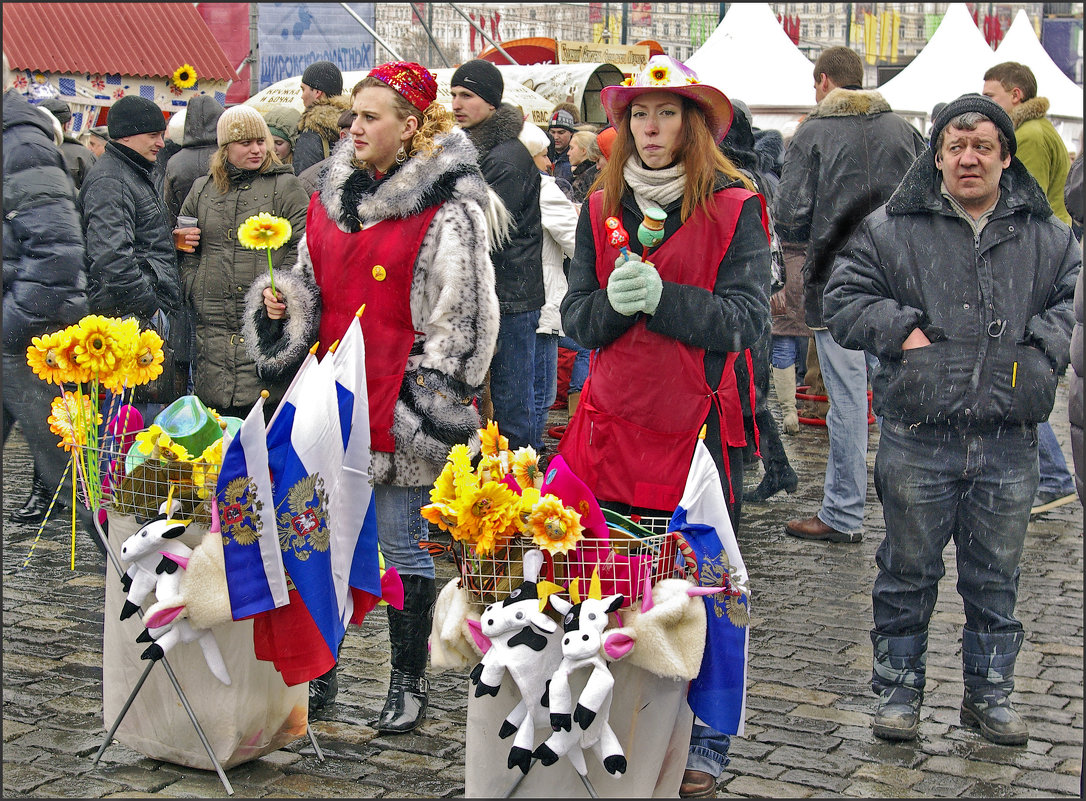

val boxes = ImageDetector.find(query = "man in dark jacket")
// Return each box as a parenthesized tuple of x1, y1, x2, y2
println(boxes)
(38, 96, 96, 189)
(78, 95, 183, 404)
(824, 95, 1079, 747)
(451, 59, 544, 450)
(3, 64, 90, 527)
(293, 60, 350, 176)
(163, 94, 225, 226)
(774, 46, 925, 544)
(547, 106, 578, 188)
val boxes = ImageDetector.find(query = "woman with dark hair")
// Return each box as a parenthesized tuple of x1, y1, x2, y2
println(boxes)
(559, 55, 771, 797)
(245, 62, 501, 732)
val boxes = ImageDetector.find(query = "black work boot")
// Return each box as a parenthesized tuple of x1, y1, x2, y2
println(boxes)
(873, 686, 922, 741)
(743, 409, 799, 502)
(870, 630, 927, 741)
(308, 663, 339, 716)
(10, 471, 51, 524)
(961, 629, 1028, 745)
(377, 574, 436, 733)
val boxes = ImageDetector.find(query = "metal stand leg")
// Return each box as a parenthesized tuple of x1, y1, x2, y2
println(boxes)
(91, 515, 235, 796)
(501, 756, 599, 798)
(306, 723, 325, 762)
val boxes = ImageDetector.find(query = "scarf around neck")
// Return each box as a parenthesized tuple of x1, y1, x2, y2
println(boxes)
(623, 156, 686, 214)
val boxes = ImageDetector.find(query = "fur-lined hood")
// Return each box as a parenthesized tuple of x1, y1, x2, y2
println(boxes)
(460, 102, 525, 157)
(1010, 96, 1051, 129)
(808, 87, 893, 120)
(316, 128, 506, 242)
(298, 96, 351, 142)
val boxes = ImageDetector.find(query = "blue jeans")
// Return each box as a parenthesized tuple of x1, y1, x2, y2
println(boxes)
(489, 310, 540, 450)
(532, 333, 558, 451)
(770, 335, 808, 370)
(558, 335, 591, 392)
(872, 419, 1038, 637)
(1036, 420, 1075, 495)
(813, 330, 875, 534)
(373, 484, 435, 579)
(687, 719, 730, 776)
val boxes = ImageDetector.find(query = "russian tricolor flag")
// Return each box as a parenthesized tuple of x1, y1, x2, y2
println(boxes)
(668, 438, 751, 736)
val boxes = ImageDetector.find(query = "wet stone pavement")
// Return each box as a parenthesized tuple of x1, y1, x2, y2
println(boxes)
(3, 379, 1082, 798)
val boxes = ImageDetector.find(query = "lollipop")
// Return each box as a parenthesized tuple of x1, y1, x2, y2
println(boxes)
(604, 216, 630, 259)
(638, 207, 667, 248)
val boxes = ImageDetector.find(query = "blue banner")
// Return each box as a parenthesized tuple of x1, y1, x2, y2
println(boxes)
(257, 3, 376, 90)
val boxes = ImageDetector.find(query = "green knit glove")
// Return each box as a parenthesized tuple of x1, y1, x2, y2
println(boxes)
(607, 257, 647, 316)
(631, 260, 663, 315)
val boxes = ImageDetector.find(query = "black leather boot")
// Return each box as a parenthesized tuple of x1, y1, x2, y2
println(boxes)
(743, 409, 799, 502)
(377, 574, 436, 733)
(308, 663, 339, 716)
(10, 471, 52, 524)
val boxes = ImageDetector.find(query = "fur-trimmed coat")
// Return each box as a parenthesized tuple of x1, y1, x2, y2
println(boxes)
(243, 130, 502, 486)
(293, 96, 351, 176)
(1011, 96, 1072, 226)
(773, 87, 925, 328)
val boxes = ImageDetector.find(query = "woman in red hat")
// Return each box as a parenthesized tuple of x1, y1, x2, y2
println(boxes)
(245, 62, 501, 733)
(558, 55, 771, 797)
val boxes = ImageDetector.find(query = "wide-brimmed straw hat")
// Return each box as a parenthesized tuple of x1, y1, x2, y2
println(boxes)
(600, 55, 733, 144)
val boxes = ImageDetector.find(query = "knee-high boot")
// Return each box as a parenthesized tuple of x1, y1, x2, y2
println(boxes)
(772, 366, 799, 434)
(871, 631, 927, 741)
(743, 408, 799, 502)
(960, 629, 1028, 744)
(377, 574, 436, 733)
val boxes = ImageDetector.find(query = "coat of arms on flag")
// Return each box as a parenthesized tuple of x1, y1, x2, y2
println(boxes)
(219, 476, 262, 547)
(277, 473, 331, 560)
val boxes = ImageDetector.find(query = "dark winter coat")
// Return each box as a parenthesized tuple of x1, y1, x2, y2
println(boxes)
(824, 151, 1080, 429)
(78, 141, 182, 325)
(773, 242, 811, 338)
(549, 143, 573, 187)
(163, 95, 225, 226)
(293, 97, 350, 176)
(774, 88, 925, 328)
(2, 89, 87, 351)
(152, 139, 182, 199)
(570, 160, 598, 205)
(463, 102, 544, 314)
(1068, 154, 1084, 502)
(178, 161, 309, 411)
(59, 134, 96, 190)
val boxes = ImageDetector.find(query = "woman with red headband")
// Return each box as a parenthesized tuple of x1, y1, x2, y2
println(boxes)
(559, 55, 771, 797)
(244, 62, 501, 733)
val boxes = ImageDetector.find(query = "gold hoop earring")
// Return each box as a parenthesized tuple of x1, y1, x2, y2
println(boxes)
(395, 146, 408, 165)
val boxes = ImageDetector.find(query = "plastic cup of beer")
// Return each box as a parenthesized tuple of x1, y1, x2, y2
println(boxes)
(174, 216, 198, 252)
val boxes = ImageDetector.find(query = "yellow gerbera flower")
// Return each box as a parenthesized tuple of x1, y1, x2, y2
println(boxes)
(511, 446, 541, 489)
(133, 424, 191, 462)
(237, 213, 292, 251)
(71, 315, 125, 376)
(129, 328, 165, 386)
(512, 486, 542, 533)
(430, 460, 459, 505)
(421, 501, 460, 535)
(172, 63, 198, 90)
(527, 495, 584, 556)
(48, 392, 100, 451)
(27, 331, 75, 385)
(648, 65, 670, 85)
(453, 481, 517, 555)
(478, 420, 508, 457)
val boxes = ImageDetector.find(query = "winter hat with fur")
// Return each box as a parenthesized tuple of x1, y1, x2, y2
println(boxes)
(108, 95, 167, 139)
(217, 105, 271, 147)
(301, 60, 343, 97)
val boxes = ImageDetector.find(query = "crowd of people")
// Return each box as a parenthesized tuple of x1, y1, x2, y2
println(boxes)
(3, 41, 1082, 797)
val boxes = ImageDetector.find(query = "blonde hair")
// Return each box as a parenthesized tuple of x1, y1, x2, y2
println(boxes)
(350, 77, 453, 167)
(208, 143, 281, 194)
(571, 130, 601, 162)
(597, 96, 754, 222)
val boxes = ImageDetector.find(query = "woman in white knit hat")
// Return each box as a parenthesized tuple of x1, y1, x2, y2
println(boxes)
(175, 104, 310, 418)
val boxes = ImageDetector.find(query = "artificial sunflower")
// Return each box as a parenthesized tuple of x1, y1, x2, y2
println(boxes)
(190, 439, 224, 498)
(478, 420, 509, 457)
(133, 424, 192, 462)
(27, 330, 75, 385)
(71, 315, 125, 376)
(453, 480, 517, 554)
(648, 65, 670, 85)
(172, 63, 198, 90)
(421, 500, 460, 535)
(128, 328, 165, 386)
(512, 486, 542, 534)
(526, 495, 583, 556)
(511, 446, 542, 489)
(48, 392, 100, 451)
(476, 452, 507, 484)
(238, 213, 292, 251)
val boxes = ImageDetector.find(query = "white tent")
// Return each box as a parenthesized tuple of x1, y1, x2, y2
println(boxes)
(686, 2, 815, 133)
(994, 10, 1083, 151)
(878, 3, 998, 131)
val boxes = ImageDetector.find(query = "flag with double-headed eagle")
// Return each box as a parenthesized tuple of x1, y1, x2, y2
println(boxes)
(668, 438, 751, 736)
(217, 394, 289, 618)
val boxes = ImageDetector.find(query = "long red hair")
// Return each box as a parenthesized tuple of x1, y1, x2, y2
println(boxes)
(592, 96, 753, 222)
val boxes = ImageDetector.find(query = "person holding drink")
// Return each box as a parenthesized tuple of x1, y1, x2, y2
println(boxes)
(558, 55, 771, 797)
(176, 104, 308, 419)
(244, 62, 501, 729)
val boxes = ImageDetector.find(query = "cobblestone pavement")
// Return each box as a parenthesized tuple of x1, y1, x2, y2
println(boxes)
(3, 380, 1082, 798)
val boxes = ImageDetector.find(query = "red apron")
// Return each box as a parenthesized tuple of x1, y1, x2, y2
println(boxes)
(306, 197, 441, 452)
(559, 188, 764, 512)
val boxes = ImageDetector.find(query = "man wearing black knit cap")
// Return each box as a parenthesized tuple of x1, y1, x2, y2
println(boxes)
(79, 94, 182, 405)
(824, 93, 1080, 747)
(451, 59, 544, 452)
(293, 59, 349, 175)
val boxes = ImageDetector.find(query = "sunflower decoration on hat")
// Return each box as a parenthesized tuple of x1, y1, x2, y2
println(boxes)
(171, 63, 198, 90)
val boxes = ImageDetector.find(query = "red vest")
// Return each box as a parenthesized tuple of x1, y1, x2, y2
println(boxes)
(559, 188, 764, 512)
(306, 196, 441, 452)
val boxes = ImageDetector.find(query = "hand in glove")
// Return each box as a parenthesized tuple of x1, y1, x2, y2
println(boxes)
(606, 254, 663, 316)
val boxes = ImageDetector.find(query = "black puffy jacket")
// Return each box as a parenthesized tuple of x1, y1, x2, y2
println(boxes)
(2, 89, 87, 351)
(824, 153, 1080, 428)
(774, 88, 925, 328)
(78, 141, 181, 322)
(463, 103, 544, 314)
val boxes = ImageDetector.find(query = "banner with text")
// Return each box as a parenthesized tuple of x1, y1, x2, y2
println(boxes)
(258, 3, 376, 91)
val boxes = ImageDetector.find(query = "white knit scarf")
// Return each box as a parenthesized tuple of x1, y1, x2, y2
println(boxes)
(622, 156, 686, 214)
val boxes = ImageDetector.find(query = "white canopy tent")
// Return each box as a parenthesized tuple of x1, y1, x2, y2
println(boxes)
(994, 10, 1083, 152)
(686, 3, 815, 135)
(878, 3, 998, 134)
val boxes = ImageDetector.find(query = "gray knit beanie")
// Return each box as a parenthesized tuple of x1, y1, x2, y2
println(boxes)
(301, 60, 343, 97)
